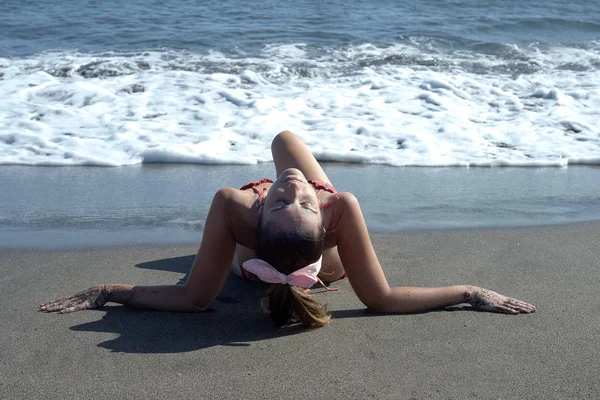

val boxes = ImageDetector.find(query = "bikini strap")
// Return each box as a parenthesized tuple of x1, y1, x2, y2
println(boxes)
(240, 179, 273, 206)
(240, 178, 338, 209)
(307, 180, 337, 194)
(321, 195, 339, 210)
(239, 178, 273, 191)
(306, 180, 339, 210)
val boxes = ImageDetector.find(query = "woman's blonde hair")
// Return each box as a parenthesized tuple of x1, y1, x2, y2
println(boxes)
(264, 284, 330, 327)
(255, 216, 330, 328)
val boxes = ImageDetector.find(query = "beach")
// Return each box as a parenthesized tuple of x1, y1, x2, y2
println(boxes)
(2, 222, 599, 399)
(2, 0, 600, 398)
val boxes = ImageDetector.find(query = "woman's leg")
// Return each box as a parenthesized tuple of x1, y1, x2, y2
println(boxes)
(271, 130, 346, 282)
(271, 130, 332, 182)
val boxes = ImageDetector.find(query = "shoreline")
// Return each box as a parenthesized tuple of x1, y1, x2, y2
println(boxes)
(2, 218, 600, 251)
(2, 164, 599, 250)
(2, 221, 599, 398)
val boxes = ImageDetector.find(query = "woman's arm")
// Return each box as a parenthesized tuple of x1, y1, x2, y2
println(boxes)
(39, 284, 192, 313)
(40, 189, 237, 313)
(335, 194, 536, 314)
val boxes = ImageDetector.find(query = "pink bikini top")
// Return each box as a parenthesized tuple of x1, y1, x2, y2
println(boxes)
(240, 178, 339, 209)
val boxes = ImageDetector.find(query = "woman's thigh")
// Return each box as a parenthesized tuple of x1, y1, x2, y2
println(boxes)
(271, 131, 332, 184)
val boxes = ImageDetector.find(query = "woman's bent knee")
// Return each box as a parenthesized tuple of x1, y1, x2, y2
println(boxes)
(272, 130, 297, 149)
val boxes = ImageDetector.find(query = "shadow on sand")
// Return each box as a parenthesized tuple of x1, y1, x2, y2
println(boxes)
(68, 254, 476, 354)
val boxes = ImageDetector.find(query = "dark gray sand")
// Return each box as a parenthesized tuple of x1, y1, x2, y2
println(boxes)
(2, 222, 599, 399)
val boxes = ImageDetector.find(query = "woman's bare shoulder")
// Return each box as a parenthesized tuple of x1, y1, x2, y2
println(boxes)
(324, 191, 360, 246)
(218, 187, 259, 248)
(217, 186, 258, 203)
(330, 191, 360, 212)
(335, 191, 358, 201)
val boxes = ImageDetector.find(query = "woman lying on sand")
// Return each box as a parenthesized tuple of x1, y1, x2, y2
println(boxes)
(40, 131, 536, 326)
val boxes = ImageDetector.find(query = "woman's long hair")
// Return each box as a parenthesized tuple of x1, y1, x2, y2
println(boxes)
(255, 215, 330, 327)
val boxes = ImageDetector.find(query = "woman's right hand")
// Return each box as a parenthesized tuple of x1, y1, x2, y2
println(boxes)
(39, 285, 108, 314)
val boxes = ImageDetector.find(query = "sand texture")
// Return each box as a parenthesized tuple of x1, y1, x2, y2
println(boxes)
(1, 222, 599, 399)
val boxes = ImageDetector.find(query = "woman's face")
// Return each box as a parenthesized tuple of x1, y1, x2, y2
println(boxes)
(260, 168, 322, 233)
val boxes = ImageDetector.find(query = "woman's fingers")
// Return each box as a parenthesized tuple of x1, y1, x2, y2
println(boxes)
(40, 293, 84, 310)
(40, 298, 75, 312)
(496, 305, 519, 314)
(506, 298, 536, 313)
(494, 303, 534, 314)
(39, 287, 105, 313)
(41, 298, 92, 313)
(59, 300, 95, 314)
(39, 299, 63, 309)
(470, 288, 536, 314)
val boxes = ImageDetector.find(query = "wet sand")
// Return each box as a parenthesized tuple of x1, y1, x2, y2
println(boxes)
(1, 222, 599, 399)
(2, 164, 599, 249)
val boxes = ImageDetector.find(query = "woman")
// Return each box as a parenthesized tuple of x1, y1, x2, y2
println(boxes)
(40, 131, 536, 326)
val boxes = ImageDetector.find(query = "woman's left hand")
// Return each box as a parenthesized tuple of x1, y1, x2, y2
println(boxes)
(467, 286, 536, 314)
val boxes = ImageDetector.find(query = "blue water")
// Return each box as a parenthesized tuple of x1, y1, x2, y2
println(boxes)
(2, 0, 599, 168)
(1, 0, 599, 247)
(3, 0, 599, 57)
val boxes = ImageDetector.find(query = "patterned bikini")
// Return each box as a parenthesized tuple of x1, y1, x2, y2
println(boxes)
(239, 178, 339, 209)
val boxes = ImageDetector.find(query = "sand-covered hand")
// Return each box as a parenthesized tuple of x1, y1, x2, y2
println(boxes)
(467, 287, 536, 314)
(39, 285, 108, 313)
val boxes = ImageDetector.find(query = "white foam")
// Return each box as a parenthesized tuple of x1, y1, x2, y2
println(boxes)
(1, 43, 599, 167)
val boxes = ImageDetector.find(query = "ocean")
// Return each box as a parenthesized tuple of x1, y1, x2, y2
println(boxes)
(1, 0, 599, 247)
(2, 0, 599, 167)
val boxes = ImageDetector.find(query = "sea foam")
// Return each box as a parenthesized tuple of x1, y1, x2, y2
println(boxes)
(1, 42, 599, 167)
